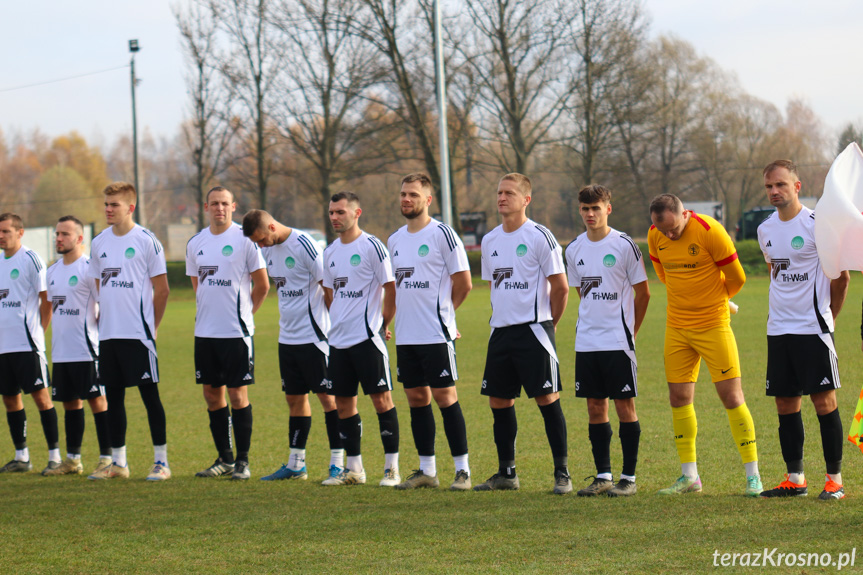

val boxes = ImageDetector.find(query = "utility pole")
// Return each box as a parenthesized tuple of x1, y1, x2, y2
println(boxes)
(433, 0, 452, 228)
(129, 39, 145, 226)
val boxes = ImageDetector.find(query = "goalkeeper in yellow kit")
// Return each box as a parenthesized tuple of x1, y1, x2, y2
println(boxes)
(648, 194, 762, 496)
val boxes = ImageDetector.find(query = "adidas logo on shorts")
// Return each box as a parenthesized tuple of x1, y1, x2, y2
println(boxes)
(440, 369, 450, 377)
(542, 381, 552, 389)
(243, 373, 253, 381)
(35, 378, 43, 385)
(820, 377, 831, 386)
(141, 372, 151, 380)
(621, 384, 632, 392)
(89, 385, 99, 393)
(377, 379, 387, 387)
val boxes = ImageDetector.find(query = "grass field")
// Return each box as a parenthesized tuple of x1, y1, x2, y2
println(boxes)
(2, 275, 863, 574)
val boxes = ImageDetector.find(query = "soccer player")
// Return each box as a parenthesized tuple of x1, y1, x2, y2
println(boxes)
(0, 213, 60, 474)
(648, 193, 762, 496)
(241, 209, 344, 482)
(565, 185, 650, 497)
(321, 192, 400, 486)
(43, 216, 112, 476)
(187, 187, 268, 480)
(87, 182, 171, 481)
(756, 160, 850, 500)
(387, 173, 473, 490)
(473, 173, 571, 494)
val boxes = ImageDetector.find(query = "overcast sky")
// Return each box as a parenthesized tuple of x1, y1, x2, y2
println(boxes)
(1, 0, 860, 150)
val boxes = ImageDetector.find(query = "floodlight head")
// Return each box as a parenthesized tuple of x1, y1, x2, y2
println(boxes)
(129, 39, 140, 53)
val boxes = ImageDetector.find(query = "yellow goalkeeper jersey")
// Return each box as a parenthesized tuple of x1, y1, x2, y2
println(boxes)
(648, 212, 740, 329)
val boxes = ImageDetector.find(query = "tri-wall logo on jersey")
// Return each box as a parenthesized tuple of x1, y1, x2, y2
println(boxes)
(51, 295, 80, 315)
(51, 295, 66, 313)
(492, 267, 527, 290)
(273, 276, 303, 298)
(101, 268, 130, 287)
(0, 289, 18, 308)
(771, 258, 808, 282)
(581, 276, 618, 300)
(273, 277, 286, 290)
(198, 266, 231, 287)
(395, 267, 429, 289)
(333, 276, 362, 298)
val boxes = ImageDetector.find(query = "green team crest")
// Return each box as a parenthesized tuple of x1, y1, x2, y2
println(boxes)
(418, 244, 429, 257)
(516, 244, 528, 257)
(603, 254, 616, 267)
(124, 248, 135, 259)
(350, 254, 361, 267)
(791, 236, 804, 250)
(285, 256, 295, 269)
(69, 275, 78, 286)
(222, 245, 233, 256)
(10, 269, 19, 279)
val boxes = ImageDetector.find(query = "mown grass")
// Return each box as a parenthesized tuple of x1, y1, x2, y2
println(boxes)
(1, 276, 862, 574)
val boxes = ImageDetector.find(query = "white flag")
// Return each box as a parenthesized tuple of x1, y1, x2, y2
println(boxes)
(815, 142, 863, 279)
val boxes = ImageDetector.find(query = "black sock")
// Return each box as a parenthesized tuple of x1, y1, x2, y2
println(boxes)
(139, 384, 167, 446)
(65, 408, 85, 455)
(289, 415, 312, 450)
(377, 407, 399, 455)
(441, 401, 468, 457)
(339, 413, 362, 457)
(232, 404, 253, 463)
(92, 410, 111, 457)
(539, 399, 568, 469)
(7, 409, 27, 450)
(619, 420, 641, 477)
(410, 404, 435, 456)
(778, 411, 804, 474)
(324, 409, 342, 450)
(106, 385, 127, 448)
(588, 421, 613, 475)
(818, 408, 843, 475)
(492, 406, 517, 475)
(40, 407, 59, 451)
(208, 406, 234, 463)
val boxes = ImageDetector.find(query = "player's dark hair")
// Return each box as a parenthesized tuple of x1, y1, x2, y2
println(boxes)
(242, 209, 271, 237)
(331, 191, 360, 207)
(649, 194, 683, 217)
(206, 186, 234, 202)
(102, 181, 137, 202)
(0, 213, 23, 230)
(578, 184, 612, 204)
(500, 173, 532, 196)
(401, 173, 433, 194)
(58, 215, 84, 232)
(762, 159, 799, 179)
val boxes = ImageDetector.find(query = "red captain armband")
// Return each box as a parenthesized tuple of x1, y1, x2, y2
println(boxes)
(715, 253, 738, 266)
(649, 254, 661, 263)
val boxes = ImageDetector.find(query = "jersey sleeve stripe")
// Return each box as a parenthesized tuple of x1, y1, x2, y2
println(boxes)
(141, 229, 163, 253)
(620, 234, 641, 261)
(25, 250, 43, 272)
(534, 224, 558, 250)
(689, 212, 711, 230)
(649, 254, 661, 263)
(368, 237, 387, 262)
(297, 235, 318, 260)
(437, 224, 457, 251)
(715, 252, 739, 266)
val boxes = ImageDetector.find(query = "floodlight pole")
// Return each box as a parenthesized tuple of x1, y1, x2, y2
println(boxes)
(434, 0, 453, 228)
(129, 39, 145, 226)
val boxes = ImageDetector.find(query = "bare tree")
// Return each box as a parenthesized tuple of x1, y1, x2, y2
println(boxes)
(269, 0, 397, 240)
(176, 0, 238, 229)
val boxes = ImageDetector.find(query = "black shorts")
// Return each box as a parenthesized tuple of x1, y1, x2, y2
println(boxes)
(766, 334, 840, 397)
(195, 337, 254, 388)
(575, 351, 637, 399)
(481, 322, 561, 399)
(279, 343, 329, 395)
(0, 351, 50, 396)
(396, 343, 457, 389)
(99, 339, 159, 388)
(51, 361, 103, 402)
(328, 337, 393, 397)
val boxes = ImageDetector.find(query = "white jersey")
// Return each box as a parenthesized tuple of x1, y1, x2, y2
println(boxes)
(758, 206, 834, 336)
(565, 229, 647, 357)
(186, 223, 265, 338)
(0, 245, 47, 354)
(388, 219, 470, 344)
(481, 219, 565, 328)
(47, 255, 99, 363)
(87, 225, 167, 354)
(322, 231, 394, 349)
(263, 229, 329, 349)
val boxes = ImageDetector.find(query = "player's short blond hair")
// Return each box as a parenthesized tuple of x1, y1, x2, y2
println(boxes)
(102, 182, 137, 204)
(500, 173, 532, 196)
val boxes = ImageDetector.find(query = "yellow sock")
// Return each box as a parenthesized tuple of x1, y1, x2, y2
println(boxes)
(727, 403, 758, 464)
(671, 404, 697, 464)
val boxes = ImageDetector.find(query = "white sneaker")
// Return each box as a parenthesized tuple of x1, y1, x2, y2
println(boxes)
(379, 467, 401, 487)
(322, 468, 366, 485)
(146, 462, 171, 481)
